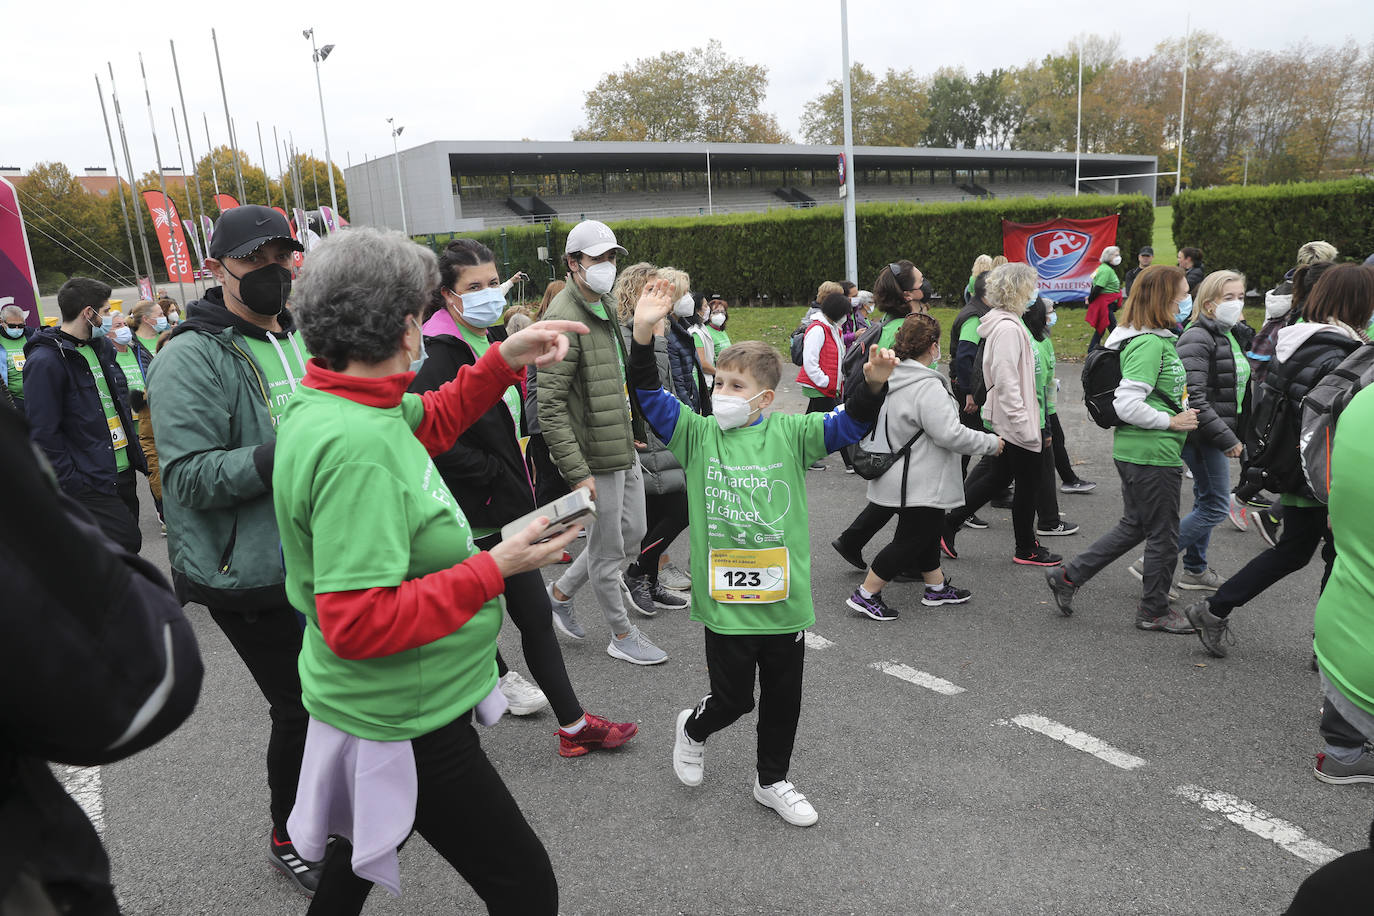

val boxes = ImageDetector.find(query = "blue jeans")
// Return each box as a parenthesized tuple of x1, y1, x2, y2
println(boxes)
(1177, 441, 1232, 573)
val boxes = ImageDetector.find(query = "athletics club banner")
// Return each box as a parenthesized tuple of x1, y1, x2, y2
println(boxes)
(0, 176, 41, 326)
(142, 191, 195, 284)
(1001, 215, 1119, 303)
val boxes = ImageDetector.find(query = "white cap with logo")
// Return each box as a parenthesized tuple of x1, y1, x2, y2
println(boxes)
(564, 220, 627, 257)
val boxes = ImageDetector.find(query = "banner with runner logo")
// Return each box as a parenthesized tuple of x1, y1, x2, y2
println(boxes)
(1001, 215, 1119, 303)
(142, 191, 195, 284)
(0, 176, 42, 326)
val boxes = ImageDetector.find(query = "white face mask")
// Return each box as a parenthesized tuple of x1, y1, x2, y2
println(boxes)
(714, 390, 769, 431)
(1214, 299, 1244, 328)
(1109, 256, 1122, 266)
(709, 313, 726, 328)
(673, 294, 695, 318)
(581, 261, 617, 295)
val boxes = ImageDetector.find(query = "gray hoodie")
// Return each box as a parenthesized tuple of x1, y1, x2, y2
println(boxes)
(864, 359, 1001, 509)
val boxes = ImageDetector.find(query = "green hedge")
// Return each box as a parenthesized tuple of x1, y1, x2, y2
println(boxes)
(421, 193, 1154, 305)
(1172, 179, 1374, 292)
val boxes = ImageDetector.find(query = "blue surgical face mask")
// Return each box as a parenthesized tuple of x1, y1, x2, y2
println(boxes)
(2, 326, 23, 340)
(453, 286, 506, 329)
(112, 326, 133, 346)
(153, 316, 170, 332)
(88, 311, 108, 340)
(1176, 295, 1193, 324)
(408, 318, 428, 374)
(1047, 312, 1058, 329)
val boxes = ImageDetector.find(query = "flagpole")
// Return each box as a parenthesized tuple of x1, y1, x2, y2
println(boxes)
(108, 63, 156, 293)
(211, 28, 246, 201)
(170, 41, 211, 269)
(139, 52, 188, 308)
(169, 106, 203, 288)
(310, 149, 322, 212)
(305, 29, 341, 228)
(838, 0, 858, 284)
(1175, 16, 1189, 198)
(257, 122, 272, 208)
(1074, 37, 1083, 196)
(95, 74, 142, 285)
(204, 114, 222, 198)
(273, 125, 286, 212)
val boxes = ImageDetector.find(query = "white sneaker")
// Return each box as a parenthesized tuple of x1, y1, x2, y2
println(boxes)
(1128, 557, 1180, 601)
(498, 671, 548, 716)
(658, 561, 692, 591)
(753, 779, 818, 827)
(1226, 494, 1249, 531)
(607, 625, 668, 665)
(672, 708, 705, 786)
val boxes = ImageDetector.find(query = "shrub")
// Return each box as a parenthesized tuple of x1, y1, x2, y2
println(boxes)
(1172, 179, 1374, 292)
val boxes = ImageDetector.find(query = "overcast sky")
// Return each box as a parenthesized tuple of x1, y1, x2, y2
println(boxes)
(4, 0, 1368, 182)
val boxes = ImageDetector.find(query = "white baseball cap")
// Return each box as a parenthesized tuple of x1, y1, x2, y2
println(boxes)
(564, 220, 627, 257)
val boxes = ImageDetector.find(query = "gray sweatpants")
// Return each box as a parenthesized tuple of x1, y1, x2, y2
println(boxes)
(555, 456, 647, 636)
(1065, 460, 1182, 617)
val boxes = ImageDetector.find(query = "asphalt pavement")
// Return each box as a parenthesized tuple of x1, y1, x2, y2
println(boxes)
(80, 366, 1370, 915)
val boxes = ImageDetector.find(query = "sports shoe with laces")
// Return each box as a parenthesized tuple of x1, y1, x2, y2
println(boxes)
(548, 582, 585, 639)
(846, 588, 898, 621)
(1134, 606, 1197, 634)
(1127, 558, 1180, 600)
(1036, 519, 1079, 536)
(1254, 509, 1282, 548)
(607, 625, 668, 665)
(498, 670, 548, 716)
(1313, 748, 1374, 785)
(1045, 566, 1077, 616)
(558, 712, 638, 758)
(1226, 494, 1249, 531)
(921, 579, 971, 606)
(1014, 543, 1062, 566)
(753, 779, 819, 827)
(963, 514, 989, 529)
(622, 571, 658, 618)
(658, 561, 691, 591)
(1184, 598, 1233, 658)
(672, 708, 705, 786)
(1060, 478, 1097, 494)
(650, 581, 689, 609)
(831, 536, 866, 570)
(267, 827, 322, 896)
(1178, 568, 1224, 591)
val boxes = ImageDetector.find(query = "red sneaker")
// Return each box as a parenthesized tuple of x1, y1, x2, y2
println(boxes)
(557, 551, 573, 564)
(558, 713, 638, 758)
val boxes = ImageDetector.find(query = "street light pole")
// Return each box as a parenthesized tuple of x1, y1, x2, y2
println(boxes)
(839, 0, 858, 285)
(304, 28, 340, 230)
(387, 119, 409, 236)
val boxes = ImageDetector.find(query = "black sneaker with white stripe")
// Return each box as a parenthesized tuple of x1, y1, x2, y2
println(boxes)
(268, 827, 322, 896)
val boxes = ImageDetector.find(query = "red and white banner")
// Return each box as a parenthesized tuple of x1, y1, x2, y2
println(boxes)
(142, 190, 195, 284)
(138, 277, 155, 301)
(213, 193, 240, 213)
(0, 176, 42, 326)
(1001, 215, 1119, 303)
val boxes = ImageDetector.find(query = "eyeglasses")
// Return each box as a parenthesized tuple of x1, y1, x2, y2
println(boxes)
(3, 323, 24, 330)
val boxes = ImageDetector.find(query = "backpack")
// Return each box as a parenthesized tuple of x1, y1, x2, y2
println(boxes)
(1299, 344, 1374, 504)
(841, 319, 887, 394)
(968, 337, 990, 407)
(1080, 339, 1181, 430)
(789, 323, 807, 366)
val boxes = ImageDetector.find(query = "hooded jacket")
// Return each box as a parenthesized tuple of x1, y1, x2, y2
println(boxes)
(1176, 315, 1244, 451)
(864, 359, 1001, 508)
(977, 308, 1041, 451)
(23, 327, 147, 494)
(145, 288, 307, 611)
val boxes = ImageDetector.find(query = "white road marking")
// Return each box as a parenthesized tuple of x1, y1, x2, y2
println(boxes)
(56, 765, 105, 836)
(999, 714, 1147, 770)
(1174, 785, 1341, 866)
(804, 631, 834, 650)
(870, 661, 965, 696)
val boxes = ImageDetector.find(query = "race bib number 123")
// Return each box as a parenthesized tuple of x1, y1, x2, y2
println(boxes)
(708, 547, 789, 603)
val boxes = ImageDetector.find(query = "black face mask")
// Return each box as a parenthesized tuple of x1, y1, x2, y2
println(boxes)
(224, 263, 292, 316)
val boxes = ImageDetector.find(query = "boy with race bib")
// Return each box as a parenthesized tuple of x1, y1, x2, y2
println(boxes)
(629, 278, 896, 826)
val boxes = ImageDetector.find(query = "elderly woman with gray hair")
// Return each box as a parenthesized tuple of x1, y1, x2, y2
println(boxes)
(942, 262, 1062, 567)
(271, 227, 586, 915)
(1086, 244, 1124, 350)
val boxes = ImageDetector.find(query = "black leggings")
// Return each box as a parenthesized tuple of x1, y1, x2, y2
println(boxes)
(806, 395, 852, 467)
(1037, 446, 1061, 527)
(1210, 503, 1335, 618)
(1048, 413, 1078, 484)
(948, 443, 1041, 554)
(306, 713, 557, 916)
(527, 433, 571, 506)
(871, 506, 944, 583)
(478, 533, 583, 726)
(631, 490, 689, 583)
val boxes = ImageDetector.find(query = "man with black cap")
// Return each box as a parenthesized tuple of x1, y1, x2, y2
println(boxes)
(144, 205, 321, 894)
(1123, 246, 1153, 299)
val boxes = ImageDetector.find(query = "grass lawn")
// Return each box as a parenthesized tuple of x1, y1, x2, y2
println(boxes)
(726, 301, 1266, 364)
(1153, 206, 1176, 261)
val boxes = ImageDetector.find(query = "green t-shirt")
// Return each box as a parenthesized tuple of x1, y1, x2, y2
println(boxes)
(274, 385, 502, 740)
(877, 316, 902, 352)
(1030, 332, 1054, 426)
(1112, 332, 1187, 467)
(709, 327, 732, 354)
(78, 346, 129, 472)
(2, 335, 25, 399)
(958, 315, 982, 348)
(667, 406, 828, 635)
(115, 347, 144, 394)
(1228, 330, 1250, 415)
(1092, 262, 1121, 294)
(1314, 385, 1374, 715)
(242, 332, 311, 428)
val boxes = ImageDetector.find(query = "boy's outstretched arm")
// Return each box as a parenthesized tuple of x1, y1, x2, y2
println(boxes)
(630, 278, 685, 443)
(823, 345, 897, 451)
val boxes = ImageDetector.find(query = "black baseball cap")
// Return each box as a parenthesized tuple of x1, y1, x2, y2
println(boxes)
(1139, 246, 1155, 256)
(209, 205, 305, 260)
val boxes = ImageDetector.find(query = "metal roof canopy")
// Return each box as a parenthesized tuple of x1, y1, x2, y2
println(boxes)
(437, 140, 1155, 179)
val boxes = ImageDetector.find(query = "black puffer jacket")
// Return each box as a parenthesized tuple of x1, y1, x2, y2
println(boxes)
(665, 317, 709, 412)
(1177, 316, 1243, 451)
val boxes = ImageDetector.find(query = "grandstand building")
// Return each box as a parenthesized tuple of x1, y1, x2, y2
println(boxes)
(343, 141, 1158, 235)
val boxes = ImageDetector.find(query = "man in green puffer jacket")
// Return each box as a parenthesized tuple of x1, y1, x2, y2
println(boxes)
(144, 206, 322, 895)
(539, 220, 668, 666)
